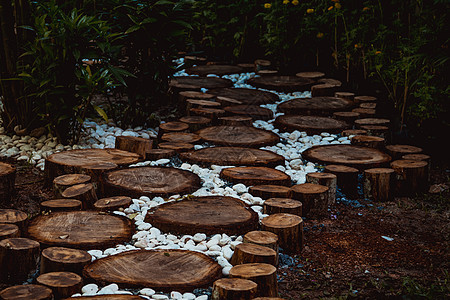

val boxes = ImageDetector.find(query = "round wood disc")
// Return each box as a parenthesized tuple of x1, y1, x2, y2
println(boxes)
(264, 198, 302, 213)
(0, 223, 20, 240)
(0, 209, 27, 227)
(103, 167, 201, 198)
(170, 76, 233, 89)
(27, 211, 133, 249)
(196, 126, 279, 147)
(158, 142, 194, 152)
(83, 249, 222, 291)
(303, 145, 392, 169)
(40, 199, 82, 212)
(248, 185, 292, 199)
(36, 271, 82, 290)
(179, 116, 212, 126)
(224, 105, 274, 121)
(146, 196, 258, 235)
(341, 129, 368, 137)
(0, 284, 53, 300)
(161, 132, 201, 144)
(41, 246, 92, 273)
(354, 118, 390, 127)
(159, 121, 189, 132)
(318, 78, 342, 87)
(179, 147, 284, 167)
(187, 65, 244, 76)
(275, 115, 349, 134)
(208, 88, 279, 105)
(220, 167, 291, 186)
(277, 97, 354, 116)
(354, 95, 377, 103)
(244, 231, 279, 246)
(47, 149, 140, 169)
(145, 149, 177, 161)
(386, 144, 423, 155)
(219, 116, 253, 126)
(247, 76, 315, 92)
(93, 196, 132, 211)
(295, 71, 325, 79)
(53, 174, 91, 186)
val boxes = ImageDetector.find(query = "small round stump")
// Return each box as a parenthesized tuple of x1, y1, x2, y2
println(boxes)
(275, 115, 349, 134)
(291, 183, 329, 218)
(0, 162, 16, 205)
(40, 199, 82, 212)
(0, 284, 52, 300)
(179, 116, 212, 131)
(341, 129, 368, 137)
(115, 136, 153, 158)
(93, 196, 132, 212)
(0, 209, 28, 233)
(61, 183, 98, 209)
(311, 83, 338, 97)
(220, 167, 291, 186)
(187, 65, 244, 77)
(53, 174, 91, 198)
(334, 91, 355, 101)
(247, 76, 314, 93)
(360, 125, 389, 139)
(264, 198, 302, 216)
(306, 172, 337, 205)
(261, 213, 303, 254)
(277, 97, 354, 116)
(41, 246, 92, 275)
(402, 153, 431, 181)
(354, 95, 377, 104)
(161, 132, 201, 144)
(350, 135, 385, 149)
(363, 168, 395, 202)
(208, 88, 279, 105)
(248, 185, 292, 199)
(229, 263, 278, 297)
(36, 271, 83, 299)
(219, 116, 253, 126)
(197, 126, 279, 148)
(296, 71, 325, 79)
(170, 76, 233, 90)
(324, 165, 359, 199)
(158, 142, 195, 153)
(145, 149, 177, 161)
(391, 160, 428, 196)
(0, 223, 19, 240)
(386, 145, 423, 160)
(159, 121, 189, 134)
(231, 243, 277, 266)
(352, 107, 376, 118)
(355, 118, 390, 128)
(190, 107, 225, 120)
(212, 278, 258, 300)
(243, 231, 279, 254)
(223, 105, 273, 121)
(333, 111, 360, 124)
(0, 238, 40, 283)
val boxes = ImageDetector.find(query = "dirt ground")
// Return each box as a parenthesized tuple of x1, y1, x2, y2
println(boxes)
(1, 157, 449, 299)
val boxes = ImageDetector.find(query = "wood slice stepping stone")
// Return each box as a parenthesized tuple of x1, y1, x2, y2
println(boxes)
(355, 118, 390, 128)
(212, 278, 258, 300)
(208, 88, 279, 105)
(363, 168, 395, 202)
(302, 145, 391, 169)
(341, 129, 368, 137)
(179, 91, 215, 102)
(402, 153, 431, 180)
(361, 125, 389, 139)
(36, 271, 83, 299)
(93, 196, 132, 212)
(158, 142, 194, 152)
(333, 111, 360, 123)
(0, 223, 19, 240)
(196, 126, 279, 147)
(184, 55, 207, 65)
(179, 116, 212, 131)
(83, 249, 222, 291)
(230, 243, 277, 266)
(53, 174, 91, 198)
(264, 198, 302, 216)
(243, 231, 279, 253)
(44, 149, 140, 185)
(248, 185, 292, 199)
(145, 149, 177, 161)
(221, 167, 291, 186)
(255, 59, 271, 71)
(190, 107, 225, 120)
(295, 71, 325, 80)
(170, 76, 233, 90)
(277, 97, 354, 116)
(103, 166, 201, 198)
(260, 213, 303, 254)
(317, 78, 342, 87)
(146, 196, 258, 235)
(291, 183, 329, 218)
(216, 96, 244, 106)
(186, 99, 221, 112)
(27, 211, 133, 250)
(306, 172, 337, 205)
(354, 95, 377, 103)
(115, 136, 153, 158)
(257, 70, 278, 76)
(386, 144, 423, 160)
(0, 162, 15, 205)
(275, 115, 349, 134)
(40, 199, 82, 212)
(351, 135, 385, 149)
(324, 165, 359, 198)
(224, 105, 274, 121)
(360, 102, 377, 109)
(311, 83, 338, 97)
(219, 115, 253, 126)
(391, 160, 428, 196)
(0, 209, 27, 233)
(41, 246, 91, 275)
(179, 147, 284, 167)
(0, 284, 53, 300)
(159, 121, 189, 134)
(0, 237, 40, 283)
(61, 183, 98, 209)
(161, 132, 201, 144)
(79, 162, 118, 198)
(248, 76, 315, 92)
(352, 107, 376, 118)
(229, 263, 278, 297)
(187, 64, 244, 76)
(334, 91, 355, 101)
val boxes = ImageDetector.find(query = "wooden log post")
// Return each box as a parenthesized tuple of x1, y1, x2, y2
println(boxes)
(179, 116, 212, 132)
(0, 238, 40, 283)
(229, 263, 278, 297)
(115, 135, 153, 158)
(360, 125, 390, 140)
(263, 198, 302, 216)
(40, 199, 82, 213)
(190, 107, 225, 122)
(53, 174, 91, 198)
(332, 111, 360, 124)
(386, 145, 423, 161)
(212, 278, 258, 300)
(145, 149, 177, 161)
(311, 83, 338, 97)
(36, 271, 83, 299)
(402, 153, 431, 181)
(391, 160, 428, 196)
(230, 243, 277, 266)
(0, 209, 28, 234)
(40, 246, 92, 275)
(350, 135, 385, 150)
(0, 223, 20, 240)
(80, 162, 118, 198)
(363, 168, 395, 202)
(0, 162, 16, 205)
(0, 285, 53, 300)
(243, 231, 279, 265)
(61, 183, 98, 209)
(291, 183, 329, 218)
(248, 185, 293, 200)
(352, 107, 376, 118)
(261, 213, 303, 254)
(94, 196, 132, 212)
(334, 91, 355, 102)
(306, 172, 337, 206)
(324, 165, 359, 199)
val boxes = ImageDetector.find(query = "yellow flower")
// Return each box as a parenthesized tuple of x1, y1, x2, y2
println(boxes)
(264, 3, 272, 8)
(375, 51, 382, 55)
(283, 0, 289, 4)
(316, 32, 324, 38)
(292, 0, 299, 5)
(328, 6, 334, 10)
(363, 7, 370, 11)
(335, 2, 341, 9)
(354, 43, 362, 49)
(307, 8, 314, 14)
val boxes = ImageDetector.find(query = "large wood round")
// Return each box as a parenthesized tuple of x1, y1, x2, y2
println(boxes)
(41, 246, 92, 275)
(224, 105, 274, 121)
(103, 167, 201, 198)
(0, 209, 27, 233)
(36, 271, 83, 299)
(0, 284, 53, 300)
(302, 145, 391, 169)
(180, 147, 284, 167)
(83, 249, 222, 291)
(275, 115, 349, 134)
(170, 76, 233, 89)
(196, 126, 279, 148)
(247, 76, 315, 92)
(221, 167, 291, 186)
(27, 211, 133, 250)
(208, 88, 279, 105)
(277, 97, 354, 116)
(146, 196, 258, 235)
(187, 65, 244, 76)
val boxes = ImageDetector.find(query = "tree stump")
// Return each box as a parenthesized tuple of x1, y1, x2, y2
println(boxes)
(237, 63, 256, 72)
(261, 213, 303, 254)
(103, 166, 201, 198)
(354, 118, 390, 128)
(219, 115, 253, 126)
(311, 83, 338, 97)
(208, 87, 279, 105)
(275, 115, 349, 134)
(360, 102, 376, 109)
(391, 160, 428, 196)
(159, 121, 189, 135)
(0, 238, 40, 283)
(255, 59, 271, 72)
(36, 271, 83, 299)
(53, 174, 91, 198)
(184, 55, 207, 66)
(386, 145, 423, 160)
(179, 116, 212, 131)
(360, 125, 390, 140)
(333, 111, 360, 124)
(169, 76, 233, 90)
(334, 92, 355, 102)
(305, 172, 337, 205)
(40, 199, 82, 212)
(229, 263, 278, 297)
(190, 107, 226, 121)
(363, 168, 395, 202)
(277, 97, 354, 116)
(351, 107, 376, 118)
(93, 196, 132, 212)
(61, 183, 98, 209)
(83, 249, 222, 291)
(291, 183, 329, 218)
(243, 231, 279, 253)
(324, 165, 359, 198)
(212, 278, 258, 300)
(341, 129, 368, 137)
(221, 167, 291, 186)
(197, 126, 279, 148)
(231, 243, 277, 266)
(0, 284, 52, 300)
(187, 65, 244, 76)
(295, 71, 325, 80)
(79, 162, 118, 198)
(178, 91, 215, 102)
(115, 136, 153, 158)
(0, 209, 28, 234)
(354, 95, 377, 104)
(161, 132, 201, 144)
(41, 246, 91, 275)
(0, 223, 19, 240)
(224, 105, 274, 121)
(0, 162, 15, 205)
(263, 198, 302, 216)
(158, 142, 194, 152)
(257, 70, 278, 76)
(146, 196, 258, 235)
(216, 96, 244, 106)
(402, 153, 431, 181)
(145, 149, 177, 161)
(350, 135, 385, 149)
(186, 99, 221, 113)
(248, 185, 292, 199)
(247, 76, 315, 92)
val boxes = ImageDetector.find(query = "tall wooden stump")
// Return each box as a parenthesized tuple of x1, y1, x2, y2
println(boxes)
(212, 278, 258, 300)
(248, 185, 292, 199)
(40, 246, 92, 275)
(263, 198, 302, 216)
(243, 231, 279, 265)
(229, 263, 278, 297)
(0, 284, 53, 300)
(231, 243, 277, 266)
(350, 135, 385, 149)
(53, 174, 91, 198)
(306, 172, 337, 205)
(179, 116, 212, 132)
(37, 271, 83, 299)
(115, 136, 153, 158)
(386, 145, 423, 161)
(391, 160, 428, 196)
(261, 213, 303, 254)
(61, 183, 98, 209)
(324, 165, 359, 198)
(333, 111, 360, 124)
(363, 168, 395, 202)
(0, 223, 20, 240)
(291, 183, 329, 218)
(0, 162, 16, 205)
(0, 209, 28, 234)
(0, 238, 40, 283)
(402, 153, 431, 181)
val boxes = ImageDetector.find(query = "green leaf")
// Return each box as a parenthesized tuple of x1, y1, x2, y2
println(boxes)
(93, 105, 108, 122)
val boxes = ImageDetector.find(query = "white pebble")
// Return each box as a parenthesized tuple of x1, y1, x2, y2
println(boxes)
(82, 284, 99, 294)
(193, 233, 206, 243)
(140, 288, 156, 296)
(182, 292, 196, 300)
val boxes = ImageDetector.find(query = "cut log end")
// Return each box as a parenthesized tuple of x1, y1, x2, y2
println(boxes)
(36, 271, 83, 299)
(212, 278, 258, 300)
(261, 213, 303, 254)
(0, 284, 53, 300)
(40, 246, 91, 275)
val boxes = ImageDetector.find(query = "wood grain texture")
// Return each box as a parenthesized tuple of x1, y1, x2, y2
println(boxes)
(187, 64, 244, 76)
(40, 199, 82, 212)
(0, 223, 19, 240)
(278, 97, 354, 116)
(230, 243, 277, 266)
(0, 209, 27, 233)
(170, 76, 233, 89)
(208, 88, 279, 105)
(263, 198, 302, 216)
(212, 278, 258, 300)
(229, 263, 278, 297)
(0, 284, 52, 300)
(221, 167, 291, 186)
(248, 76, 314, 92)
(197, 126, 279, 148)
(219, 116, 253, 126)
(93, 196, 132, 212)
(36, 271, 83, 299)
(0, 162, 15, 205)
(275, 115, 349, 134)
(248, 185, 293, 199)
(41, 246, 92, 275)
(224, 105, 274, 121)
